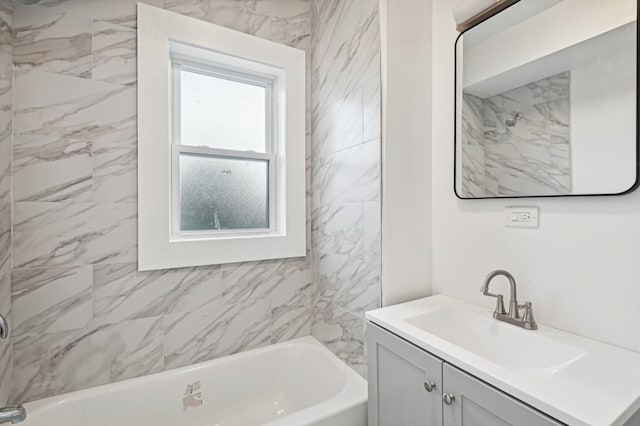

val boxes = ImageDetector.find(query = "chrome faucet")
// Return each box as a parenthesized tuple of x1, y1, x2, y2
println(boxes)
(0, 405, 26, 424)
(480, 270, 537, 330)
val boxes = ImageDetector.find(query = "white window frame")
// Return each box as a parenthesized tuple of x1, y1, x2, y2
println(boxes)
(137, 4, 306, 271)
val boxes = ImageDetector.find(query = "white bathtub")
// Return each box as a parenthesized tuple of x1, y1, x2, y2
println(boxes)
(20, 336, 367, 426)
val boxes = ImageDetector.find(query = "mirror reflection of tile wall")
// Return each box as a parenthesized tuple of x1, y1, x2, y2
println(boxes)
(461, 72, 571, 197)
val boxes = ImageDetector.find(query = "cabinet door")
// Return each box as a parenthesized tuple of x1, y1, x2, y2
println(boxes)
(442, 363, 563, 426)
(367, 323, 443, 426)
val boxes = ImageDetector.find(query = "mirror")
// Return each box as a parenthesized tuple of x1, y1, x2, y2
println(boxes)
(455, 0, 638, 199)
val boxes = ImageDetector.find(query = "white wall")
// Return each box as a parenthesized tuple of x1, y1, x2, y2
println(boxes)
(432, 0, 640, 353)
(571, 46, 637, 194)
(380, 0, 432, 306)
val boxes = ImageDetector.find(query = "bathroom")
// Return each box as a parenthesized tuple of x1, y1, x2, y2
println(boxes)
(0, 0, 638, 424)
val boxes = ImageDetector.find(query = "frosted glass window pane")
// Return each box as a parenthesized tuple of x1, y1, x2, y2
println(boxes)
(180, 70, 267, 152)
(180, 154, 269, 231)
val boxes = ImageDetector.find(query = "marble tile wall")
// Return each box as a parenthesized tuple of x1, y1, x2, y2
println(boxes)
(460, 93, 486, 197)
(461, 72, 572, 197)
(309, 0, 381, 377)
(0, 0, 12, 406)
(10, 0, 314, 402)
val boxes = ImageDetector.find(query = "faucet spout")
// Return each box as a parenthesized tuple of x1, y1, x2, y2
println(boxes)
(0, 405, 26, 424)
(483, 269, 518, 317)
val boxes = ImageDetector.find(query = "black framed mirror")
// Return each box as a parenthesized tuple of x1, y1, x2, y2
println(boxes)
(454, 0, 639, 199)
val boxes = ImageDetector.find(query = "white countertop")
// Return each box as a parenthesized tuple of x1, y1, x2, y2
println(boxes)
(366, 295, 640, 426)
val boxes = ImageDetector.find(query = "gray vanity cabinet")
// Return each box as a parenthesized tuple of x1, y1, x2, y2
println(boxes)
(368, 324, 443, 426)
(368, 323, 563, 426)
(442, 364, 562, 426)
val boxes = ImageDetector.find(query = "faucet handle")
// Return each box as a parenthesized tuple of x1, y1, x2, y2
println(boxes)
(493, 295, 507, 316)
(519, 302, 537, 330)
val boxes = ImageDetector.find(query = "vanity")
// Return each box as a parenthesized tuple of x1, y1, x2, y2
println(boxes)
(366, 295, 640, 425)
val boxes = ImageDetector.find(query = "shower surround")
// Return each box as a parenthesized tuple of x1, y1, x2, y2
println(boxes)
(461, 72, 572, 197)
(9, 0, 315, 403)
(2, 0, 381, 403)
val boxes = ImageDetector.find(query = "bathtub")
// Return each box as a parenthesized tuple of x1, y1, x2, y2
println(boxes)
(20, 336, 367, 426)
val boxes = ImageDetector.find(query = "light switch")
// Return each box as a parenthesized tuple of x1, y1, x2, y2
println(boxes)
(505, 206, 539, 228)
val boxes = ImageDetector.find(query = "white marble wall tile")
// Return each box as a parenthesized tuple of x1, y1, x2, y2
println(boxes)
(363, 201, 380, 265)
(484, 94, 571, 195)
(0, 329, 10, 405)
(13, 3, 92, 78)
(270, 277, 313, 343)
(316, 252, 380, 313)
(363, 76, 380, 143)
(311, 300, 365, 376)
(0, 263, 10, 333)
(312, 139, 380, 206)
(93, 263, 223, 324)
(12, 266, 92, 336)
(0, 0, 11, 209)
(461, 72, 571, 197)
(0, 262, 11, 405)
(310, 0, 380, 375)
(13, 202, 137, 268)
(266, 0, 312, 50)
(91, 121, 137, 203)
(312, 87, 363, 158)
(163, 298, 272, 369)
(461, 93, 485, 146)
(460, 144, 486, 197)
(14, 69, 136, 141)
(0, 0, 10, 72)
(0, 202, 9, 273)
(163, 0, 311, 50)
(0, 0, 11, 406)
(500, 72, 570, 106)
(162, 0, 209, 20)
(460, 94, 487, 195)
(202, 0, 273, 34)
(13, 316, 164, 402)
(312, 203, 363, 258)
(220, 257, 311, 305)
(13, 134, 92, 202)
(92, 20, 136, 86)
(311, 0, 379, 110)
(0, 215, 10, 285)
(15, 0, 164, 29)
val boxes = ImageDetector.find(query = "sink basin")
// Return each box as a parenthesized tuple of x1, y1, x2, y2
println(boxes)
(405, 308, 586, 375)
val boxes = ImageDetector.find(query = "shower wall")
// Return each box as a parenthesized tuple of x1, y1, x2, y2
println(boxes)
(461, 72, 572, 197)
(0, 0, 12, 406)
(9, 0, 313, 402)
(309, 0, 381, 377)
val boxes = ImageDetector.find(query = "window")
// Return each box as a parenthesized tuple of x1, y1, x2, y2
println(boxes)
(171, 61, 275, 236)
(137, 4, 305, 271)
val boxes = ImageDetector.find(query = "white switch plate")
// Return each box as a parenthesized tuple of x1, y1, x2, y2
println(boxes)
(505, 206, 539, 228)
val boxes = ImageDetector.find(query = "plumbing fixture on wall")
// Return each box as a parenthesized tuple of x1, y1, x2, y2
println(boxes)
(0, 405, 26, 424)
(504, 112, 523, 127)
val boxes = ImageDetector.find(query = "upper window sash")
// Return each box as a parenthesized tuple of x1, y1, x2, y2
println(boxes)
(171, 57, 276, 154)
